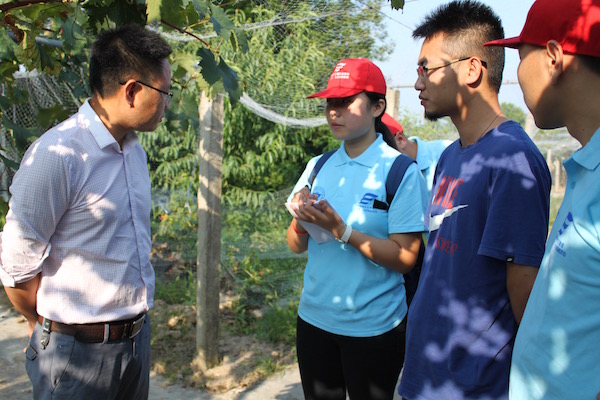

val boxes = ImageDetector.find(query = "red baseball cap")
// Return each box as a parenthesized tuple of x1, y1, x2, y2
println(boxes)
(484, 0, 600, 58)
(307, 58, 387, 99)
(381, 113, 404, 135)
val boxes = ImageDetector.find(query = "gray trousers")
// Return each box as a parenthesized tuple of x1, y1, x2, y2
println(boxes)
(25, 316, 151, 400)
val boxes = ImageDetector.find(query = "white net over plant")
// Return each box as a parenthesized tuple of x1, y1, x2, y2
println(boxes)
(0, 127, 17, 201)
(0, 71, 81, 200)
(160, 0, 393, 127)
(10, 70, 81, 131)
(239, 93, 326, 128)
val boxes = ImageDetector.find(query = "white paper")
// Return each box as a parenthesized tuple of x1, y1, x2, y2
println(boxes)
(285, 202, 336, 244)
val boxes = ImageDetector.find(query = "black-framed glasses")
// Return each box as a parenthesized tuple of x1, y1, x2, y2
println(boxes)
(120, 80, 173, 100)
(417, 57, 487, 77)
(135, 80, 173, 99)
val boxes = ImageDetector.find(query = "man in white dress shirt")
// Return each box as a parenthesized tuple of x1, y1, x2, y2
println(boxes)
(0, 24, 171, 399)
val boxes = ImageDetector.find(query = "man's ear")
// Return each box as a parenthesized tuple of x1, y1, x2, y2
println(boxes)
(122, 80, 139, 107)
(464, 57, 486, 86)
(395, 132, 408, 150)
(546, 40, 564, 85)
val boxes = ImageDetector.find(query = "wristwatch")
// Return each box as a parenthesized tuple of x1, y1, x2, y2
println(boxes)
(337, 224, 352, 244)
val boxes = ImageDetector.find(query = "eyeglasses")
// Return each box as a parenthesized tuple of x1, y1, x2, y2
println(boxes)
(120, 80, 173, 101)
(417, 57, 487, 77)
(135, 80, 173, 100)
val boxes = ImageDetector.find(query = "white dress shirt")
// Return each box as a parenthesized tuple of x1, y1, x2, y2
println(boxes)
(0, 100, 154, 324)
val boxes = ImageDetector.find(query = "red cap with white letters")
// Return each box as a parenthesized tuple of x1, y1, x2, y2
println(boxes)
(307, 58, 387, 99)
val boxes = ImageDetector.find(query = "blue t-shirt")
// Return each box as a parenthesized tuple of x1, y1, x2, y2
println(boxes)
(398, 121, 551, 399)
(287, 134, 428, 337)
(509, 128, 600, 400)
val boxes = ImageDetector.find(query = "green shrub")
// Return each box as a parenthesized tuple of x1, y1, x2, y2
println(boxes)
(155, 269, 196, 305)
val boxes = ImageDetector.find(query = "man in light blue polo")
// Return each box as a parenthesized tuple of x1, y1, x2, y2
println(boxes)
(397, 136, 451, 199)
(382, 113, 451, 200)
(485, 0, 600, 398)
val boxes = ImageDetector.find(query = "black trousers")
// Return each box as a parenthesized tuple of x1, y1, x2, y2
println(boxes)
(296, 316, 406, 400)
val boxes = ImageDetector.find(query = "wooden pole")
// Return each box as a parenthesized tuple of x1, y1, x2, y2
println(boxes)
(193, 92, 224, 371)
(386, 88, 400, 120)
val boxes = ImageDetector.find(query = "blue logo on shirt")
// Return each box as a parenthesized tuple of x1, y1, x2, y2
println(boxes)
(359, 193, 378, 206)
(558, 212, 573, 236)
(313, 186, 326, 201)
(553, 212, 573, 257)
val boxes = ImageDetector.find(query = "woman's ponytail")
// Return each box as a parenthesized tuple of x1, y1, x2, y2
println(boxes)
(365, 91, 398, 151)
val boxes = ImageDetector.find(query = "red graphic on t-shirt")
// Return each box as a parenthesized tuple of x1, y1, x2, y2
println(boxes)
(433, 176, 464, 209)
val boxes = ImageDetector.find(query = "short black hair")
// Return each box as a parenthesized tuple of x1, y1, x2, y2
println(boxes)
(413, 0, 505, 93)
(89, 24, 172, 98)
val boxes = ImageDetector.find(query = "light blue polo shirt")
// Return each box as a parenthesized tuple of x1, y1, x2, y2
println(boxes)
(409, 137, 452, 199)
(509, 127, 600, 399)
(287, 134, 428, 337)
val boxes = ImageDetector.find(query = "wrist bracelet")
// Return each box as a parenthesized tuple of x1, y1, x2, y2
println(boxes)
(292, 221, 308, 235)
(337, 224, 352, 244)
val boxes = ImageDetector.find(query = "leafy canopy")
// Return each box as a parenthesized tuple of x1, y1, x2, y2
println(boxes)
(0, 0, 248, 149)
(0, 0, 250, 217)
(142, 0, 393, 209)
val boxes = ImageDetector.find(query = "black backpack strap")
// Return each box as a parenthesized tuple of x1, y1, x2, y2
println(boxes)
(308, 150, 336, 189)
(404, 237, 426, 307)
(385, 154, 416, 206)
(308, 151, 414, 206)
(387, 154, 422, 308)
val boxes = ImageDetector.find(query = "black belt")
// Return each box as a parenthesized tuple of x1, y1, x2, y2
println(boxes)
(37, 313, 146, 344)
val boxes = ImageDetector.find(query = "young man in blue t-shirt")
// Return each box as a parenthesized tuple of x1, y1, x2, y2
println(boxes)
(398, 1, 551, 399)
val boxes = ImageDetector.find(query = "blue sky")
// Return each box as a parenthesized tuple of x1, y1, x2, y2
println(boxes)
(375, 0, 535, 116)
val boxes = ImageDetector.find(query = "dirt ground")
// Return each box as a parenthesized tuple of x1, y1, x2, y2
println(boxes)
(148, 298, 297, 391)
(0, 288, 304, 400)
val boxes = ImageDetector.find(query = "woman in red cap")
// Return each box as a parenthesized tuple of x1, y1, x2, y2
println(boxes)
(286, 58, 428, 400)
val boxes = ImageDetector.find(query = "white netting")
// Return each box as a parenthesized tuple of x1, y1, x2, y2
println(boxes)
(11, 70, 81, 127)
(2, 1, 388, 198)
(240, 93, 326, 128)
(0, 71, 82, 200)
(155, 0, 392, 127)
